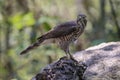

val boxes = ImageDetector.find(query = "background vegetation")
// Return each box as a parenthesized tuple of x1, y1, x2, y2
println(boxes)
(0, 0, 120, 80)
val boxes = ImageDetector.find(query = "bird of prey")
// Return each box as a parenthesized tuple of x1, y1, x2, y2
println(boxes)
(20, 14, 87, 59)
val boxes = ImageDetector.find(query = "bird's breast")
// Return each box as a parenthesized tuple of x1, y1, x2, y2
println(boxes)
(73, 27, 83, 40)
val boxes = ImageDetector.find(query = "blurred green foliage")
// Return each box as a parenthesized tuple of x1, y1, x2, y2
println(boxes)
(9, 12, 35, 29)
(0, 0, 120, 80)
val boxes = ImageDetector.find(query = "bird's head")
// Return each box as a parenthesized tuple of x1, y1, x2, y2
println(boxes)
(77, 14, 87, 26)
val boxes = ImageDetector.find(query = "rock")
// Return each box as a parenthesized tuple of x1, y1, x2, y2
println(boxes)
(32, 57, 87, 80)
(32, 42, 120, 80)
(74, 42, 120, 80)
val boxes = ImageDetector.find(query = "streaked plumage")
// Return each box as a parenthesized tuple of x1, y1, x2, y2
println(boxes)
(20, 14, 87, 59)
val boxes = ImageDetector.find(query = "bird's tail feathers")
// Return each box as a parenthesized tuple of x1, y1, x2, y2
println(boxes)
(20, 36, 45, 55)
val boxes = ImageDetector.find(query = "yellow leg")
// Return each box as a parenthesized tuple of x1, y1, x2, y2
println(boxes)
(65, 49, 74, 60)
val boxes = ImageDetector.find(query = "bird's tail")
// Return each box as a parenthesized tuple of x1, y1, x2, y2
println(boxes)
(20, 36, 45, 55)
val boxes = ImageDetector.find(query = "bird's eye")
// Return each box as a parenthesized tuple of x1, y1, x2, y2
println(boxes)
(78, 14, 86, 19)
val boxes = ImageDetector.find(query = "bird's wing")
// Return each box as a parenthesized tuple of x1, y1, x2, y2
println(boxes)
(38, 21, 77, 39)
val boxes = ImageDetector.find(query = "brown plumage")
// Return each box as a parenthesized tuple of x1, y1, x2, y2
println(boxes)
(20, 14, 87, 59)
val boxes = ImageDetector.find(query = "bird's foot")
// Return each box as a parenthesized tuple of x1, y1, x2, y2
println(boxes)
(66, 54, 77, 62)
